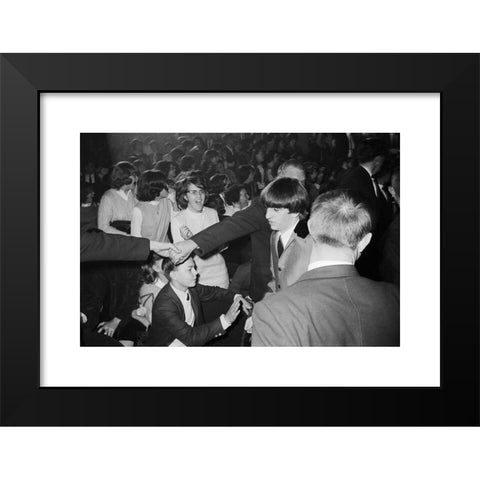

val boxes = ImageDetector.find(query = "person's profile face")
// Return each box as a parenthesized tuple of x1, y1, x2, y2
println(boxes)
(238, 188, 250, 209)
(265, 207, 298, 232)
(171, 258, 198, 289)
(255, 150, 265, 163)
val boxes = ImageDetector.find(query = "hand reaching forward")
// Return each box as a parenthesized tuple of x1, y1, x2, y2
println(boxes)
(234, 295, 253, 316)
(150, 241, 180, 258)
(170, 239, 198, 264)
(224, 295, 242, 326)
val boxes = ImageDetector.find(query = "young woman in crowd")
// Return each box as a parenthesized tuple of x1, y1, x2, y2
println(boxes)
(131, 170, 172, 243)
(130, 252, 169, 332)
(170, 174, 229, 288)
(97, 161, 137, 235)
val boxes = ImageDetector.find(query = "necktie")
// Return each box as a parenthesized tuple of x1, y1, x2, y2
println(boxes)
(277, 236, 284, 258)
(186, 292, 190, 301)
(371, 176, 380, 198)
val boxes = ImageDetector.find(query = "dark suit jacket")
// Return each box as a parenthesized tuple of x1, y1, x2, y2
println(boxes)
(338, 165, 390, 279)
(80, 230, 150, 263)
(191, 198, 272, 301)
(144, 283, 236, 346)
(339, 165, 378, 214)
(379, 213, 400, 286)
(252, 265, 399, 346)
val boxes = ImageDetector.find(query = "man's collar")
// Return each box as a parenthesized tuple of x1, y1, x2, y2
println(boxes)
(360, 163, 374, 177)
(170, 283, 189, 300)
(308, 260, 353, 271)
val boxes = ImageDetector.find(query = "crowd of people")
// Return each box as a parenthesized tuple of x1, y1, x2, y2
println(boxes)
(80, 132, 400, 347)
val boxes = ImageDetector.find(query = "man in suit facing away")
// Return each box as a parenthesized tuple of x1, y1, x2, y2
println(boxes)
(252, 190, 399, 347)
(338, 137, 389, 279)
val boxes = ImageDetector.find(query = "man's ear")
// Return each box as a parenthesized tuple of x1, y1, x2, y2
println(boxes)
(357, 232, 372, 254)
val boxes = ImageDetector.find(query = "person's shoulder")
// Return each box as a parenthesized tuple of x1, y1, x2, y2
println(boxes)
(155, 282, 175, 301)
(259, 283, 305, 308)
(101, 188, 116, 199)
(349, 275, 399, 299)
(171, 209, 186, 221)
(338, 166, 363, 184)
(203, 206, 217, 216)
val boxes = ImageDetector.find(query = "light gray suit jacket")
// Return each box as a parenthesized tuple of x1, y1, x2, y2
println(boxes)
(267, 230, 314, 293)
(252, 265, 399, 346)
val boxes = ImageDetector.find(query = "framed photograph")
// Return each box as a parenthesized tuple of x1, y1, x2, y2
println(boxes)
(1, 54, 478, 425)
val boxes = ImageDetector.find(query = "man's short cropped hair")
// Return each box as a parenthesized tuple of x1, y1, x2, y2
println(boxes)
(309, 190, 372, 249)
(261, 177, 309, 218)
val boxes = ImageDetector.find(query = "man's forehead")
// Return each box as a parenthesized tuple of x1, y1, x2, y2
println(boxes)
(177, 258, 195, 270)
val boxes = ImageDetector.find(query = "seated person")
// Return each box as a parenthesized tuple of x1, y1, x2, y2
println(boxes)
(142, 256, 251, 346)
(80, 182, 98, 231)
(132, 252, 169, 329)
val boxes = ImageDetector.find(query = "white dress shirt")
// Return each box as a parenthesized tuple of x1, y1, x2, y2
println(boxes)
(307, 260, 353, 271)
(277, 220, 299, 253)
(170, 284, 195, 326)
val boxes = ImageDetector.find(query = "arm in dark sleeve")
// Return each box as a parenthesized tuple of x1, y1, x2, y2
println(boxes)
(81, 231, 150, 262)
(192, 200, 267, 256)
(193, 283, 236, 304)
(151, 295, 224, 346)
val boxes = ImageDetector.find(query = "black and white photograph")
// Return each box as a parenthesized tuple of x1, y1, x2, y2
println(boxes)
(80, 132, 400, 348)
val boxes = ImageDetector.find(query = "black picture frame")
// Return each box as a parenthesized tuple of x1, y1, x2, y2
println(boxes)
(0, 53, 478, 426)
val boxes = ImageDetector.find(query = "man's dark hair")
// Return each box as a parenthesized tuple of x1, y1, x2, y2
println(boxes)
(162, 255, 191, 280)
(261, 177, 309, 218)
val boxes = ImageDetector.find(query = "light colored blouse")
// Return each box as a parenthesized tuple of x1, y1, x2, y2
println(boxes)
(131, 199, 172, 242)
(170, 207, 229, 288)
(97, 188, 136, 235)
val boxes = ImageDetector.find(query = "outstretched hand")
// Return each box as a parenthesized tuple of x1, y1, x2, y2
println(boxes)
(150, 241, 181, 258)
(224, 295, 242, 326)
(170, 239, 198, 264)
